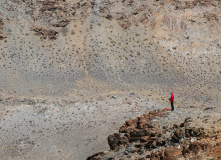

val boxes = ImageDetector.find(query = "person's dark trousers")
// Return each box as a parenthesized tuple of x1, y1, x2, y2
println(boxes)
(171, 102, 174, 111)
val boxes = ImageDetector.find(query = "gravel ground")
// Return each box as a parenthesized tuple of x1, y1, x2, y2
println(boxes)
(0, 92, 159, 160)
(0, 91, 219, 160)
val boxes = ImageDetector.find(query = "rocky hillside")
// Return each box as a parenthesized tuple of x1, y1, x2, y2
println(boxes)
(87, 108, 221, 159)
(0, 0, 220, 103)
(0, 1, 220, 159)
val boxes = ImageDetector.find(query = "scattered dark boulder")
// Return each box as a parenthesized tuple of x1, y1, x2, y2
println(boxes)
(52, 20, 70, 27)
(105, 15, 113, 20)
(31, 26, 58, 40)
(0, 18, 6, 40)
(108, 133, 129, 150)
(204, 107, 214, 111)
(0, 34, 7, 40)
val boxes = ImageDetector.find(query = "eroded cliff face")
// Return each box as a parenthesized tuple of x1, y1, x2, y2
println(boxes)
(0, 0, 220, 102)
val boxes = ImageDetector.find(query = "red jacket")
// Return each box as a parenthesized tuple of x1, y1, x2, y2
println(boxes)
(170, 93, 174, 102)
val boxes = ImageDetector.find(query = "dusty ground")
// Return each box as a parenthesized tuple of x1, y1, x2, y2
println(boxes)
(0, 87, 219, 160)
(0, 91, 156, 160)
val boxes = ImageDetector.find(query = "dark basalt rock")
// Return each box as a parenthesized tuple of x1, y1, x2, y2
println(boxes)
(52, 20, 70, 27)
(31, 26, 58, 40)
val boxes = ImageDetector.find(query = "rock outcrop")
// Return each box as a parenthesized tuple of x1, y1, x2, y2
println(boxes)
(31, 26, 58, 40)
(87, 109, 221, 160)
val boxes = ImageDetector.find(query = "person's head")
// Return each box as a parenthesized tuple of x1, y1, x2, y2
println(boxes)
(171, 92, 173, 94)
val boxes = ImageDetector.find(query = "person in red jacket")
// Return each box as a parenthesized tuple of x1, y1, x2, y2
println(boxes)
(169, 92, 174, 111)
